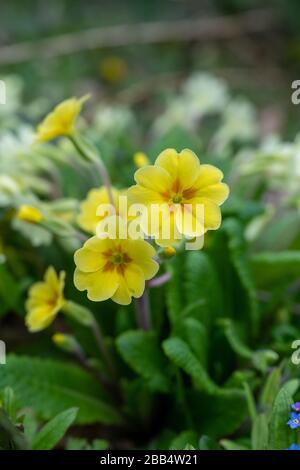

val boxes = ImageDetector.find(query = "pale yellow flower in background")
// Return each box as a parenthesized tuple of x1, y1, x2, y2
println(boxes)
(77, 186, 120, 234)
(35, 95, 89, 143)
(25, 267, 65, 332)
(52, 333, 66, 346)
(99, 56, 128, 83)
(133, 152, 150, 168)
(16, 205, 43, 223)
(74, 222, 159, 305)
(128, 148, 229, 246)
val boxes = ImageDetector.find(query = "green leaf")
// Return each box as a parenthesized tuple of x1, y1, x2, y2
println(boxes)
(260, 367, 281, 408)
(184, 251, 222, 328)
(251, 414, 268, 450)
(162, 337, 218, 393)
(268, 382, 296, 450)
(251, 251, 300, 287)
(169, 430, 198, 450)
(32, 408, 78, 450)
(222, 219, 259, 336)
(243, 382, 257, 423)
(220, 439, 249, 450)
(0, 409, 28, 450)
(177, 318, 208, 366)
(116, 331, 170, 392)
(0, 355, 120, 425)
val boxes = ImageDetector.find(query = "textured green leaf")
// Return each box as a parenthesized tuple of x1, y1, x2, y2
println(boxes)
(251, 414, 268, 450)
(0, 355, 120, 425)
(269, 382, 296, 450)
(184, 251, 222, 328)
(169, 430, 198, 450)
(251, 251, 300, 287)
(32, 407, 78, 450)
(162, 337, 218, 393)
(260, 367, 281, 408)
(222, 218, 259, 336)
(116, 331, 170, 392)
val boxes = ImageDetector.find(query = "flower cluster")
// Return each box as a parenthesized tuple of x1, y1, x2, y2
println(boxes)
(24, 95, 229, 334)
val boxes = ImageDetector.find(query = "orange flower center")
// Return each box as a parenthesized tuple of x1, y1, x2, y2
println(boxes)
(103, 246, 132, 274)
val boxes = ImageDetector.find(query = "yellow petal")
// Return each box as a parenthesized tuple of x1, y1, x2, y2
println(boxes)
(74, 247, 106, 273)
(134, 166, 172, 193)
(127, 185, 165, 205)
(195, 182, 229, 205)
(26, 305, 58, 332)
(74, 268, 119, 302)
(111, 279, 132, 305)
(155, 148, 180, 181)
(122, 239, 159, 280)
(192, 164, 224, 189)
(197, 198, 222, 230)
(123, 264, 145, 298)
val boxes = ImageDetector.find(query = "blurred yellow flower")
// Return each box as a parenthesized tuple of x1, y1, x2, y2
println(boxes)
(77, 186, 120, 234)
(128, 148, 229, 246)
(25, 267, 65, 332)
(163, 246, 176, 258)
(17, 205, 43, 223)
(133, 152, 150, 168)
(99, 56, 128, 83)
(36, 95, 89, 143)
(74, 231, 159, 305)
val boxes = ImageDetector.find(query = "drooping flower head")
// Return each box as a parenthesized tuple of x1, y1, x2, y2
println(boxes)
(25, 267, 65, 332)
(287, 412, 300, 429)
(36, 95, 89, 143)
(77, 186, 120, 234)
(74, 217, 159, 305)
(128, 148, 229, 246)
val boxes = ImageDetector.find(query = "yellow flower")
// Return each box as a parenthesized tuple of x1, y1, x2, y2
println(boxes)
(25, 267, 65, 332)
(127, 148, 229, 246)
(36, 95, 89, 143)
(77, 186, 120, 234)
(17, 205, 43, 223)
(99, 56, 127, 83)
(52, 333, 66, 346)
(133, 152, 150, 168)
(74, 227, 159, 305)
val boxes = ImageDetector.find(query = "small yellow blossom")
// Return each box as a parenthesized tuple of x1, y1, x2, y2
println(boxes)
(36, 95, 89, 143)
(99, 56, 128, 83)
(74, 224, 159, 305)
(25, 267, 65, 332)
(77, 186, 120, 234)
(52, 333, 66, 346)
(17, 205, 43, 223)
(163, 246, 176, 257)
(128, 148, 229, 246)
(133, 152, 150, 168)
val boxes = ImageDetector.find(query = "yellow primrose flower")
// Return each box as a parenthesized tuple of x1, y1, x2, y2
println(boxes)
(17, 205, 43, 223)
(99, 56, 128, 83)
(133, 152, 150, 168)
(127, 148, 229, 246)
(74, 228, 159, 305)
(25, 267, 65, 332)
(77, 186, 120, 234)
(36, 95, 89, 143)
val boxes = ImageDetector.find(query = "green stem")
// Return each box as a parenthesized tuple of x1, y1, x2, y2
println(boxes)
(69, 133, 115, 207)
(90, 318, 117, 379)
